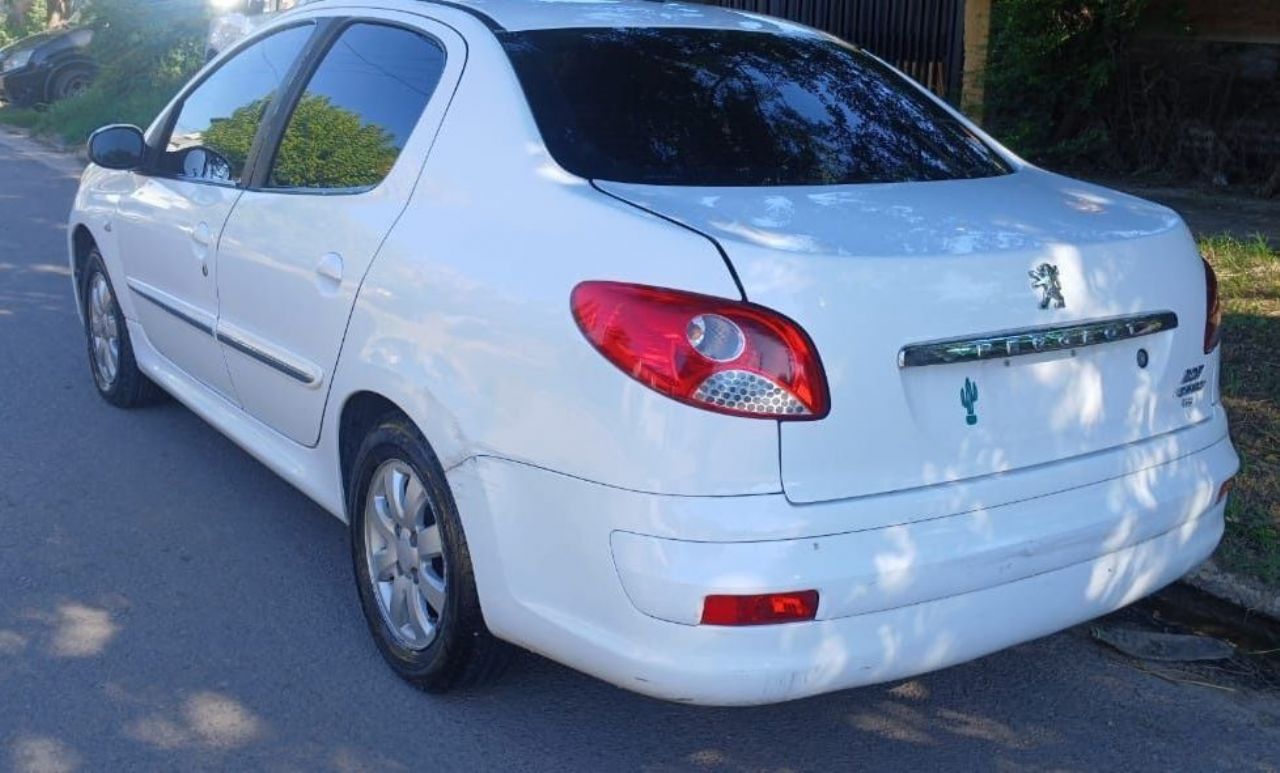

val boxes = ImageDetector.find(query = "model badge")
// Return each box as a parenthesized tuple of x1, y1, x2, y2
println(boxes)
(1029, 263, 1066, 309)
(1176, 364, 1206, 404)
(961, 378, 979, 426)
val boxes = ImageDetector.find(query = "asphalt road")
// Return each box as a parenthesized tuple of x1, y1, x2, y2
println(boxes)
(2, 128, 1278, 772)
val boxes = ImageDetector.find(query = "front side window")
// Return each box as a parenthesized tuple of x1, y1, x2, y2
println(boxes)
(502, 28, 1012, 186)
(161, 24, 313, 184)
(265, 23, 446, 191)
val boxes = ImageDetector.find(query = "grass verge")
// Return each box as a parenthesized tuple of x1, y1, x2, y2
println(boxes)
(0, 105, 42, 130)
(1201, 234, 1280, 587)
(0, 78, 184, 145)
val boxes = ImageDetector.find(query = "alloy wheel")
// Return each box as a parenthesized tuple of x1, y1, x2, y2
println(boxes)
(87, 272, 120, 390)
(363, 459, 447, 650)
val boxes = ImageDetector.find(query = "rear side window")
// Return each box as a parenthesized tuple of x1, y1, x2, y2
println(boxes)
(501, 28, 1011, 186)
(162, 24, 314, 184)
(265, 23, 446, 191)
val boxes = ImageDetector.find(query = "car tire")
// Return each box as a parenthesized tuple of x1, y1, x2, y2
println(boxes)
(47, 64, 93, 102)
(81, 249, 165, 408)
(349, 415, 513, 691)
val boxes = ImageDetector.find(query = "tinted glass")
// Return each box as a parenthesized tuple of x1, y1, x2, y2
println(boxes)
(266, 23, 445, 191)
(163, 24, 313, 184)
(502, 29, 1011, 186)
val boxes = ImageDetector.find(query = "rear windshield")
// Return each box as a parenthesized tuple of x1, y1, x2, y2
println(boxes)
(500, 28, 1011, 186)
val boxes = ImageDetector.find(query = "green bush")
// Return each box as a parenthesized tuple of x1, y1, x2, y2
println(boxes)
(84, 0, 209, 99)
(2, 0, 50, 46)
(25, 80, 184, 142)
(985, 0, 1168, 166)
(0, 0, 208, 143)
(0, 105, 41, 128)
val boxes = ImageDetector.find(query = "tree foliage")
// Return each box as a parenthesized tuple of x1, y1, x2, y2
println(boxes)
(1, 0, 80, 45)
(1, 0, 209, 141)
(1, 0, 47, 45)
(2, 0, 208, 90)
(203, 94, 400, 189)
(83, 0, 208, 98)
(270, 94, 399, 188)
(196, 98, 266, 180)
(985, 0, 1167, 165)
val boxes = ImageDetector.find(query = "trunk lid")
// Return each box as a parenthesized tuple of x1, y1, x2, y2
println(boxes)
(598, 169, 1217, 503)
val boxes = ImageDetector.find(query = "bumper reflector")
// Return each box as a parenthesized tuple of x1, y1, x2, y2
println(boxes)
(701, 590, 819, 626)
(1218, 478, 1235, 504)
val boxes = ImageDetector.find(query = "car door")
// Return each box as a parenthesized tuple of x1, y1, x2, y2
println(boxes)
(214, 14, 462, 445)
(113, 22, 316, 399)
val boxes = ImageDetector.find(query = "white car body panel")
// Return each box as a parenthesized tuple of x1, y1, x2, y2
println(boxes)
(124, 317, 348, 515)
(113, 176, 241, 398)
(67, 0, 1239, 705)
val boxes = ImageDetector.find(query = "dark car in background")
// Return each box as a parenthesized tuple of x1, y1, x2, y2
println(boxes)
(0, 25, 94, 107)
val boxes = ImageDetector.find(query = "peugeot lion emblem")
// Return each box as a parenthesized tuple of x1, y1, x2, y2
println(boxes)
(1029, 263, 1066, 309)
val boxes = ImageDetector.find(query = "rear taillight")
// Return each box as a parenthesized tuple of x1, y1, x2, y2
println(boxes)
(571, 282, 829, 419)
(1203, 258, 1222, 354)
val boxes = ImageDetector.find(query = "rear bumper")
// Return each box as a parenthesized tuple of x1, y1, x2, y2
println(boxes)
(451, 424, 1237, 706)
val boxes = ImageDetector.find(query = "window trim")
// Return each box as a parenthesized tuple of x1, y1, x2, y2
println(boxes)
(245, 18, 450, 197)
(141, 19, 327, 189)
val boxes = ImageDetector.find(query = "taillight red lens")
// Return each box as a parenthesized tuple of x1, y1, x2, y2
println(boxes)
(570, 282, 829, 419)
(701, 591, 820, 626)
(1203, 258, 1222, 354)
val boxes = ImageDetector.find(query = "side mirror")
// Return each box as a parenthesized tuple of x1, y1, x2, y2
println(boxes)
(177, 146, 234, 183)
(88, 124, 145, 171)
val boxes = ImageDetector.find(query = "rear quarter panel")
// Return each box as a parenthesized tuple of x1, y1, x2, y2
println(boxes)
(327, 27, 782, 496)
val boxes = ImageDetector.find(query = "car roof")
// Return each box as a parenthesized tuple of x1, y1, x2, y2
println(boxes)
(304, 0, 816, 35)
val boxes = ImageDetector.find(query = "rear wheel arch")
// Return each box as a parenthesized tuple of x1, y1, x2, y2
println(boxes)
(45, 57, 96, 100)
(344, 403, 514, 689)
(330, 353, 471, 517)
(338, 391, 412, 515)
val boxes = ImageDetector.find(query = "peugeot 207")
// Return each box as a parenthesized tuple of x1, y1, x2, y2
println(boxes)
(68, 0, 1238, 705)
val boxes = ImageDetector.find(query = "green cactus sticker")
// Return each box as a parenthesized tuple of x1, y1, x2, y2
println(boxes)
(961, 378, 979, 426)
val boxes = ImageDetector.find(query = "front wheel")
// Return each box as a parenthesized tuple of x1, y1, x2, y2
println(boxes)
(349, 416, 512, 691)
(47, 65, 93, 102)
(81, 249, 164, 408)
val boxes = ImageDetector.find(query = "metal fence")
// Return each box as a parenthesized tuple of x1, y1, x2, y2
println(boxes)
(699, 0, 967, 101)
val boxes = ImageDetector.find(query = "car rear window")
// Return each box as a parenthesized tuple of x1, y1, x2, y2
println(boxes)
(500, 28, 1011, 186)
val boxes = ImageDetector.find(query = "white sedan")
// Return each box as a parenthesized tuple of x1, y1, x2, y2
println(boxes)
(69, 0, 1238, 705)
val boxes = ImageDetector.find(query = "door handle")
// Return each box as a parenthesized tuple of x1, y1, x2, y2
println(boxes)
(316, 252, 344, 283)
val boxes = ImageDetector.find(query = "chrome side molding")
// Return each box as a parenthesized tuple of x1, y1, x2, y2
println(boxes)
(128, 278, 320, 387)
(898, 311, 1179, 368)
(215, 330, 319, 386)
(128, 280, 215, 335)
